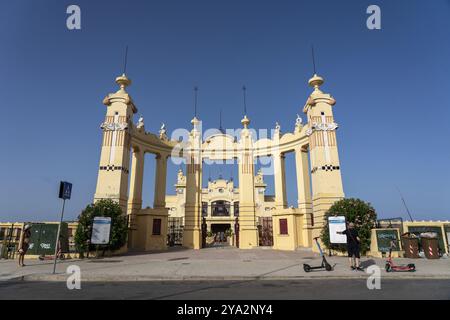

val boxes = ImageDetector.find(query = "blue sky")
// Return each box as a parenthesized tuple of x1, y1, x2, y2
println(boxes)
(1, 0, 449, 222)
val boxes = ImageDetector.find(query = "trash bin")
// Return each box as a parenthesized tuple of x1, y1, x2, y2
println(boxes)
(421, 237, 440, 259)
(402, 237, 419, 258)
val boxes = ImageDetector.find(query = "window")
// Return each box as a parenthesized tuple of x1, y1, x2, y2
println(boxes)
(279, 219, 288, 235)
(234, 202, 239, 216)
(152, 219, 162, 235)
(202, 202, 208, 217)
(211, 201, 230, 216)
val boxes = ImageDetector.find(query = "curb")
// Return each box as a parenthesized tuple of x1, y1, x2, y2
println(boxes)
(10, 273, 450, 282)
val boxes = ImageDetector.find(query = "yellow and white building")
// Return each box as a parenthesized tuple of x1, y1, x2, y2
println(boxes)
(92, 71, 345, 252)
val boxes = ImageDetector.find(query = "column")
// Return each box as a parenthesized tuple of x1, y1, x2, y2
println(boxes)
(126, 148, 144, 249)
(127, 148, 145, 215)
(153, 153, 168, 209)
(273, 152, 287, 209)
(94, 74, 136, 213)
(238, 151, 258, 249)
(183, 158, 202, 249)
(303, 74, 345, 250)
(295, 146, 313, 247)
(183, 117, 203, 249)
(207, 201, 212, 217)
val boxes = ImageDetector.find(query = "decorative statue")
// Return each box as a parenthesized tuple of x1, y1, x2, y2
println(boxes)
(296, 114, 302, 126)
(137, 115, 145, 129)
(159, 123, 168, 140)
(275, 122, 281, 131)
(255, 168, 264, 184)
(177, 168, 186, 184)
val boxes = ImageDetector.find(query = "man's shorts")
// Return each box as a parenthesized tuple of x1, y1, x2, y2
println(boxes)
(347, 244, 360, 258)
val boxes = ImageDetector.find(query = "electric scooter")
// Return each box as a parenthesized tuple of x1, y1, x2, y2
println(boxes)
(303, 237, 333, 272)
(385, 240, 416, 272)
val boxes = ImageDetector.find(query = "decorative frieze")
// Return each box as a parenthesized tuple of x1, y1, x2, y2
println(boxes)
(306, 122, 338, 137)
(100, 122, 129, 131)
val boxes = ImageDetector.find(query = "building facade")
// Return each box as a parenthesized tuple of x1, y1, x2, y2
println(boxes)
(165, 169, 277, 245)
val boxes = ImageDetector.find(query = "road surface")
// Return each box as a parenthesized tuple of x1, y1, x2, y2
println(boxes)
(1, 279, 449, 299)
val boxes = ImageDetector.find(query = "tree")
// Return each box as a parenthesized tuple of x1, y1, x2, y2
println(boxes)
(320, 198, 377, 254)
(74, 199, 128, 256)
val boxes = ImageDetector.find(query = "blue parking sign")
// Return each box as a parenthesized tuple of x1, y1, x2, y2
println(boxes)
(59, 181, 72, 200)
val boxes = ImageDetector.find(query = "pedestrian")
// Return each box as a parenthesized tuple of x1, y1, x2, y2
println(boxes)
(338, 222, 363, 271)
(18, 224, 32, 267)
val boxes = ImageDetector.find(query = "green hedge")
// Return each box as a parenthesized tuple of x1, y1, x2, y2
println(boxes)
(320, 198, 377, 254)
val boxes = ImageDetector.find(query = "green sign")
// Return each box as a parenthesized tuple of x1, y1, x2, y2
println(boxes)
(376, 229, 399, 252)
(27, 223, 69, 256)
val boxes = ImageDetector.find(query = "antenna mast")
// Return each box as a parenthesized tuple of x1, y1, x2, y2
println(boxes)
(311, 45, 317, 75)
(123, 45, 129, 75)
(193, 86, 198, 118)
(242, 85, 247, 115)
(396, 186, 414, 222)
(219, 109, 224, 133)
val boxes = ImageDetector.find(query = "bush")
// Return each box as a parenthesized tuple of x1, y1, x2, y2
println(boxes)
(74, 199, 128, 255)
(320, 198, 377, 254)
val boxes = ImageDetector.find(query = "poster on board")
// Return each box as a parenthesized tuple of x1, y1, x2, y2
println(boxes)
(91, 217, 111, 245)
(328, 216, 347, 244)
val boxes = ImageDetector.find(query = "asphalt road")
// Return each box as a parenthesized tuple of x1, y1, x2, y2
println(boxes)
(0, 279, 449, 300)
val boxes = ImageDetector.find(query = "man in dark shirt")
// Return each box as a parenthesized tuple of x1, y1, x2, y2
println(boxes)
(338, 222, 363, 271)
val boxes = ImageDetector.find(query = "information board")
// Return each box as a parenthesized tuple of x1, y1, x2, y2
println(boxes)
(328, 216, 347, 244)
(91, 217, 111, 245)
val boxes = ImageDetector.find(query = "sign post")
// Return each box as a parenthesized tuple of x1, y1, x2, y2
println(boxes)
(53, 181, 72, 274)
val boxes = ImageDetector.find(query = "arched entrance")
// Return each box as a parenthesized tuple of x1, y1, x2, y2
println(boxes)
(93, 72, 345, 253)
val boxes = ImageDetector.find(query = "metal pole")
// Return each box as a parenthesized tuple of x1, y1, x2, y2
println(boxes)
(7, 223, 14, 259)
(52, 199, 66, 274)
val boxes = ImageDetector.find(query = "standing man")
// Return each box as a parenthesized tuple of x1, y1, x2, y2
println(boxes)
(18, 225, 32, 267)
(338, 222, 363, 271)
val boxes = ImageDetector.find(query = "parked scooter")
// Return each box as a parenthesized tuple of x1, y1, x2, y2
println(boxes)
(303, 237, 333, 272)
(385, 240, 416, 272)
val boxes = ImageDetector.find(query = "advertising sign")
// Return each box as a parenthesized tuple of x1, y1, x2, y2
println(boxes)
(376, 229, 399, 252)
(328, 216, 347, 244)
(91, 217, 111, 245)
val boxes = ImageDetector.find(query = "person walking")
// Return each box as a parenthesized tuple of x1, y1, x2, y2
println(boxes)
(18, 225, 32, 267)
(338, 222, 363, 271)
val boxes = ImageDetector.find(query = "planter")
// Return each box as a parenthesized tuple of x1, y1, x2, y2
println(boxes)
(206, 236, 215, 245)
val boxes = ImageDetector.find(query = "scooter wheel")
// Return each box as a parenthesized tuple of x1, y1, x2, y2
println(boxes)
(325, 263, 332, 271)
(303, 264, 311, 272)
(385, 263, 391, 272)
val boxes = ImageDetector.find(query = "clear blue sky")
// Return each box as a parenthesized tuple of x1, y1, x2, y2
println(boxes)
(1, 0, 449, 222)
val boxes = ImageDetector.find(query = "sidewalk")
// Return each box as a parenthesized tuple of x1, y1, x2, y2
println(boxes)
(1, 246, 450, 282)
